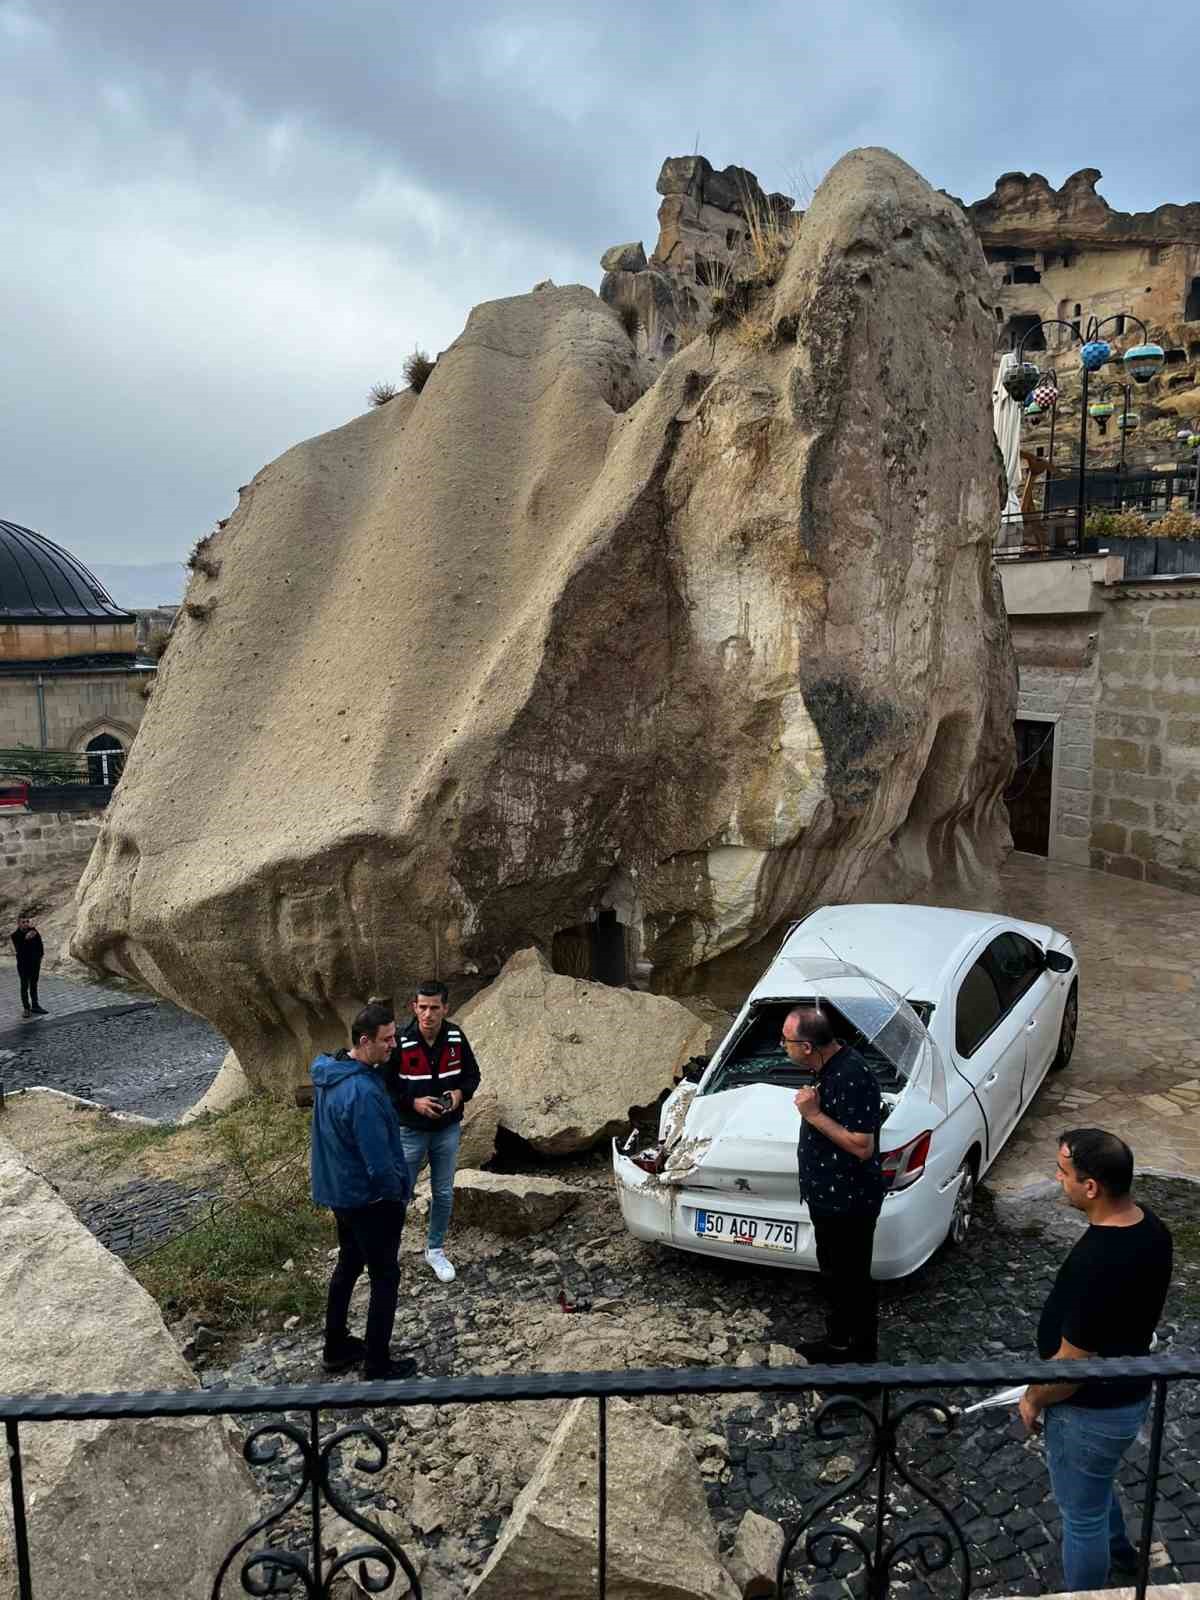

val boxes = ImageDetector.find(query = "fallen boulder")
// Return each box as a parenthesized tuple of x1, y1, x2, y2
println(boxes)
(457, 1082, 500, 1169)
(725, 1510, 786, 1598)
(470, 1397, 738, 1599)
(452, 1170, 579, 1235)
(0, 1135, 258, 1599)
(459, 949, 709, 1153)
(72, 148, 1014, 1099)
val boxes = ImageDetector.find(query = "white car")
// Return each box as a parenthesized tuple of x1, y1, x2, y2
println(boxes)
(612, 904, 1078, 1280)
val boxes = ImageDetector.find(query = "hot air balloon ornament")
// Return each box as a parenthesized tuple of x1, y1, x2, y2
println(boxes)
(1003, 362, 1041, 403)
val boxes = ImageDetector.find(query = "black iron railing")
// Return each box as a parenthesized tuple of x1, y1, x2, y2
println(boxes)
(2, 1354, 1196, 1599)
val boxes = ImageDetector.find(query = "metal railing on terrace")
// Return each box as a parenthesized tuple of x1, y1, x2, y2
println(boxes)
(0, 747, 125, 812)
(3, 1352, 1197, 1599)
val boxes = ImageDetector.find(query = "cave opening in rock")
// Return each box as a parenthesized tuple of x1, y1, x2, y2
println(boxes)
(551, 908, 629, 986)
(1186, 277, 1200, 322)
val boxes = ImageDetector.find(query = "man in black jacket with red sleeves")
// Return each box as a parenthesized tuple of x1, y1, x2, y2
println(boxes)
(384, 980, 481, 1284)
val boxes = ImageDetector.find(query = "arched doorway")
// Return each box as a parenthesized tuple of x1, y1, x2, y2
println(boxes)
(85, 733, 125, 787)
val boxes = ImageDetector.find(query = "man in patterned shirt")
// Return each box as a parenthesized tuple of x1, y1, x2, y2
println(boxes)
(786, 1006, 884, 1363)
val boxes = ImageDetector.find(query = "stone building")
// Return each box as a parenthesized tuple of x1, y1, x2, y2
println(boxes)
(979, 168, 1200, 895)
(968, 169, 1200, 464)
(0, 517, 154, 774)
(1000, 553, 1200, 893)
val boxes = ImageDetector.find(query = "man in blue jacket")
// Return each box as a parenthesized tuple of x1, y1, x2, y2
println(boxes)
(311, 1002, 416, 1380)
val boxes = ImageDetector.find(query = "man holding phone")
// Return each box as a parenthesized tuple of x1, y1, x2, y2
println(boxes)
(385, 980, 481, 1283)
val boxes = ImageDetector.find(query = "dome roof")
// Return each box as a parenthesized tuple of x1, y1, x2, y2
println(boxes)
(0, 519, 134, 623)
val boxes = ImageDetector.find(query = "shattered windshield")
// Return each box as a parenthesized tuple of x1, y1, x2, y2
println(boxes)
(703, 957, 947, 1112)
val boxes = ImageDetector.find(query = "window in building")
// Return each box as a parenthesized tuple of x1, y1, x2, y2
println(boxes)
(1012, 264, 1041, 285)
(1148, 245, 1161, 267)
(1166, 348, 1187, 365)
(1005, 313, 1045, 351)
(1186, 277, 1200, 322)
(1113, 314, 1125, 335)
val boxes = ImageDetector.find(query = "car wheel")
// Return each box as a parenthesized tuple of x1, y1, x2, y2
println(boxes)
(946, 1159, 975, 1248)
(1051, 982, 1078, 1072)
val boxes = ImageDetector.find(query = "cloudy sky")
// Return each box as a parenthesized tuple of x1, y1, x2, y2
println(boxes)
(3, 1, 1198, 596)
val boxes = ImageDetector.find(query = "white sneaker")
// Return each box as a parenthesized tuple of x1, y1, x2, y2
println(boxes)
(425, 1247, 456, 1284)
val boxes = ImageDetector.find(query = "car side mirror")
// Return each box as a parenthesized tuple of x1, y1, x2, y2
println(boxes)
(1044, 949, 1073, 974)
(680, 1055, 709, 1084)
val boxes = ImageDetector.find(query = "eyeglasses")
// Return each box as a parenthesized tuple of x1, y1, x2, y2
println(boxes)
(780, 1035, 804, 1048)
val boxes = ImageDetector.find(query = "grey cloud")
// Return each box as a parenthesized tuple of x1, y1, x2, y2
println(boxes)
(3, 0, 1199, 566)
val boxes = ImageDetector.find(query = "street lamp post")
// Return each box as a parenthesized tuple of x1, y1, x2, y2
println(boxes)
(1007, 315, 1164, 545)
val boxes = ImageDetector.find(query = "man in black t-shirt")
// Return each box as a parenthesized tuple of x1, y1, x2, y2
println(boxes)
(788, 1006, 884, 1363)
(1021, 1128, 1172, 1592)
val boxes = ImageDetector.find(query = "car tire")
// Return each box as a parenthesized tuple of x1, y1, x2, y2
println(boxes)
(1050, 982, 1078, 1072)
(945, 1158, 976, 1249)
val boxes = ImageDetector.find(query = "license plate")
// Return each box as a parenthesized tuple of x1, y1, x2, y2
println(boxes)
(693, 1210, 797, 1252)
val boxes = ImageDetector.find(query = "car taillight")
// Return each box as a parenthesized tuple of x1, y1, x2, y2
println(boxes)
(881, 1130, 932, 1192)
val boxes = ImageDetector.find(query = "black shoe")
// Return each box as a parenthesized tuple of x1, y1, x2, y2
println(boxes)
(322, 1335, 367, 1373)
(30, 1006, 48, 1015)
(798, 1338, 853, 1363)
(1110, 1544, 1141, 1576)
(362, 1356, 418, 1381)
(21, 1008, 32, 1018)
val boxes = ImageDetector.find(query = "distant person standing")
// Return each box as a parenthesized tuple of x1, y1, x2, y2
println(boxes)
(386, 981, 481, 1284)
(1021, 1129, 1172, 1591)
(787, 1006, 884, 1363)
(310, 1002, 417, 1381)
(10, 911, 47, 1017)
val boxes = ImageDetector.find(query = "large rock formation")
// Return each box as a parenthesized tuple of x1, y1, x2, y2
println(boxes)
(0, 1135, 257, 1599)
(73, 147, 1015, 1097)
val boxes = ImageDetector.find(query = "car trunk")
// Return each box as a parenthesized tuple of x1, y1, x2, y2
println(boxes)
(666, 1083, 805, 1201)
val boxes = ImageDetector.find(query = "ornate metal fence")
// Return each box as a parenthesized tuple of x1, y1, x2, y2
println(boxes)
(2, 1353, 1196, 1599)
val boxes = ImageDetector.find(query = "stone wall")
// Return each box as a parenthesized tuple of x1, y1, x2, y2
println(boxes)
(0, 667, 149, 750)
(1091, 581, 1200, 890)
(0, 618, 137, 662)
(0, 811, 101, 879)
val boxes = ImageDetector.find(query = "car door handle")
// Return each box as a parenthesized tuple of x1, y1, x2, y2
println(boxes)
(984, 1073, 999, 1086)
(1026, 1019, 1037, 1030)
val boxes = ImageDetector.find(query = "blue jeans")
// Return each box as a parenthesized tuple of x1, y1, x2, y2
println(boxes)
(396, 1119, 462, 1249)
(1045, 1397, 1149, 1591)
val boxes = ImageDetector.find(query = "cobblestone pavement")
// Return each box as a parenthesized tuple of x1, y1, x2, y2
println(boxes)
(196, 1173, 1200, 1600)
(0, 967, 143, 1027)
(78, 1176, 223, 1261)
(0, 995, 224, 1119)
(955, 853, 1200, 1193)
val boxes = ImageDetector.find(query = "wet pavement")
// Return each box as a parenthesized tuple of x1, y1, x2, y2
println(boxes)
(963, 852, 1200, 1193)
(0, 992, 225, 1119)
